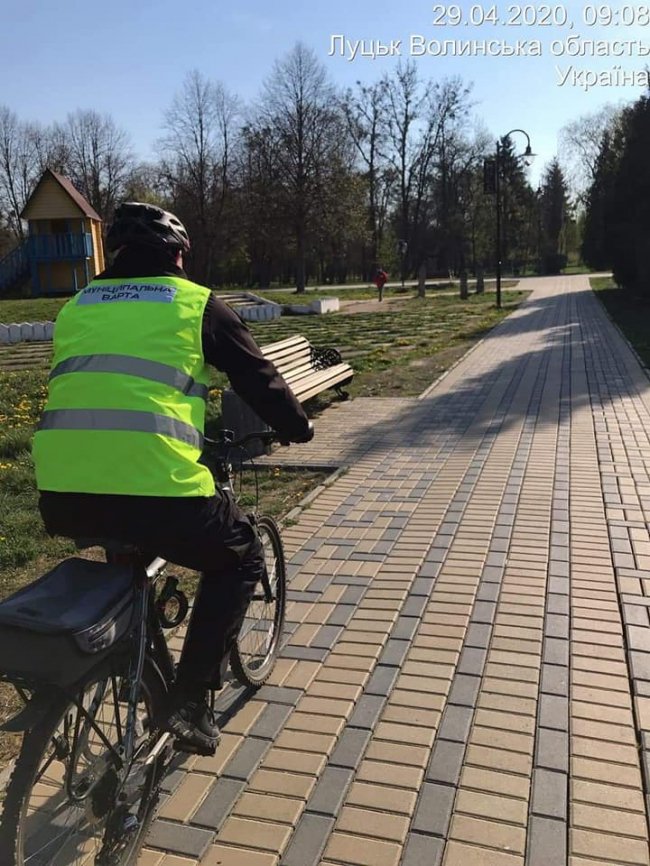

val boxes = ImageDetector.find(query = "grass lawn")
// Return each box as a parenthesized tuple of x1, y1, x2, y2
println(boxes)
(0, 278, 500, 323)
(591, 276, 650, 368)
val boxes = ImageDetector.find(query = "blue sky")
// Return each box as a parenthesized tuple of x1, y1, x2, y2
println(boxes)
(3, 0, 648, 185)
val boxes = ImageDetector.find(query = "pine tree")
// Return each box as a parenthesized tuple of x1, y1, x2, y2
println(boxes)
(582, 129, 621, 270)
(539, 159, 570, 274)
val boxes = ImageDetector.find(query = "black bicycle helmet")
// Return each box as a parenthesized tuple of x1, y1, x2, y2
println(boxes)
(106, 202, 191, 254)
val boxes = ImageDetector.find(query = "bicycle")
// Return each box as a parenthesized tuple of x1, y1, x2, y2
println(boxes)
(0, 429, 287, 866)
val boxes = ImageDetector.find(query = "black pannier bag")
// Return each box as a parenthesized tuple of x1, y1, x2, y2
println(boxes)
(0, 558, 135, 687)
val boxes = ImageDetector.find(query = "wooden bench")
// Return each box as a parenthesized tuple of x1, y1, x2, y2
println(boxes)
(221, 334, 353, 447)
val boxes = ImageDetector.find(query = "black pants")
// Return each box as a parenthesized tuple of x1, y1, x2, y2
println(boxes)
(39, 490, 265, 692)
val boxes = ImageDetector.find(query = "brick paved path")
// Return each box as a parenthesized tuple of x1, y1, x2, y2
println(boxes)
(140, 275, 650, 866)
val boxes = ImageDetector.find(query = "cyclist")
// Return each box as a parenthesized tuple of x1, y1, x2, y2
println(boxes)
(32, 202, 313, 756)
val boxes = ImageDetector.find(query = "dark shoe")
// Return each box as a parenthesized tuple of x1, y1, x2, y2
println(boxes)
(166, 693, 220, 756)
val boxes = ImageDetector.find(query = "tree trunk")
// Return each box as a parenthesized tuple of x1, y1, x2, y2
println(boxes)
(475, 266, 485, 294)
(295, 228, 306, 293)
(459, 269, 469, 300)
(417, 261, 426, 299)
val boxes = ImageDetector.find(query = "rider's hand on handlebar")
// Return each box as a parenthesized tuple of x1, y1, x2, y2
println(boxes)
(279, 421, 314, 446)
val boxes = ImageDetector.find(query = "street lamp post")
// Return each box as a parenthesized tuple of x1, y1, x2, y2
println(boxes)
(494, 129, 533, 309)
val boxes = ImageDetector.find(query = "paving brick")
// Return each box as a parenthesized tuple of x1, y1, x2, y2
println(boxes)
(375, 721, 435, 747)
(378, 639, 410, 667)
(400, 832, 444, 866)
(426, 740, 465, 785)
(392, 617, 420, 640)
(327, 604, 356, 627)
(448, 674, 481, 707)
(158, 773, 214, 823)
(248, 768, 316, 801)
(279, 814, 335, 866)
(411, 782, 455, 836)
(572, 802, 648, 837)
(337, 806, 410, 844)
(274, 730, 337, 755)
(539, 694, 569, 730)
(450, 814, 526, 856)
(357, 759, 424, 790)
(365, 665, 399, 696)
(531, 768, 567, 819)
(527, 816, 566, 866)
(250, 704, 295, 740)
(465, 744, 533, 776)
(437, 705, 473, 743)
(138, 851, 165, 866)
(284, 712, 346, 737)
(365, 739, 430, 768)
(256, 686, 304, 706)
(306, 766, 354, 816)
(233, 791, 305, 826)
(571, 756, 642, 787)
(541, 664, 569, 696)
(217, 816, 292, 853)
(348, 695, 386, 730)
(147, 821, 214, 859)
(190, 777, 246, 830)
(323, 832, 401, 866)
(202, 845, 279, 866)
(443, 840, 523, 865)
(282, 646, 329, 662)
(571, 828, 650, 865)
(460, 766, 530, 800)
(571, 779, 645, 812)
(455, 788, 528, 825)
(296, 696, 355, 719)
(535, 728, 568, 773)
(346, 781, 417, 815)
(262, 748, 327, 776)
(307, 681, 362, 702)
(222, 738, 270, 782)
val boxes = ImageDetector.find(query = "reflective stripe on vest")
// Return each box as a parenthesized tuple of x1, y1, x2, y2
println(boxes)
(37, 408, 203, 449)
(49, 354, 209, 400)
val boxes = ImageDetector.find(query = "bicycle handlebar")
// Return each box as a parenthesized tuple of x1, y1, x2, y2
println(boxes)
(203, 430, 279, 450)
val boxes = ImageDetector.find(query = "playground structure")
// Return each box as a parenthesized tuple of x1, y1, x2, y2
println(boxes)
(0, 169, 104, 297)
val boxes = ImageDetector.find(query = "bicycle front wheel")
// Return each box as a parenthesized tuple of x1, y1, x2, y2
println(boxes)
(0, 663, 165, 866)
(230, 516, 286, 688)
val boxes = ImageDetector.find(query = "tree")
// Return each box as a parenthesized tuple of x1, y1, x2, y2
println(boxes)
(582, 122, 626, 271)
(382, 63, 472, 278)
(608, 95, 650, 290)
(0, 106, 42, 240)
(256, 43, 351, 292)
(539, 159, 570, 273)
(56, 109, 133, 218)
(160, 70, 239, 284)
(342, 80, 394, 275)
(559, 104, 622, 205)
(497, 135, 536, 274)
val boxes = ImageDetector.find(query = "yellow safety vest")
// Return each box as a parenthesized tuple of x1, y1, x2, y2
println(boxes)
(33, 276, 216, 497)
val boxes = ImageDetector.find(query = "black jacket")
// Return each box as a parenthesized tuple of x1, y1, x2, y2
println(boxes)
(95, 250, 310, 442)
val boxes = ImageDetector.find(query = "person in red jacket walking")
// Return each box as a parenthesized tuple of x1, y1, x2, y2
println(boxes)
(373, 267, 388, 302)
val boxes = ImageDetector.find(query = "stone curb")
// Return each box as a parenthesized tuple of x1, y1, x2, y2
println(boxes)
(0, 322, 54, 344)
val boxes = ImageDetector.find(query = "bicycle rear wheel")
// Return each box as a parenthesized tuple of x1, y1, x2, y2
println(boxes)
(230, 516, 286, 688)
(0, 662, 166, 866)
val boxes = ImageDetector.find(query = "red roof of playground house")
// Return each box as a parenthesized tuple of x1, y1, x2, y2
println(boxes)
(21, 169, 103, 223)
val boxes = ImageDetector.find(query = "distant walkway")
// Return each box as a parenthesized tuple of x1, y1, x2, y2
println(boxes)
(141, 275, 650, 866)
